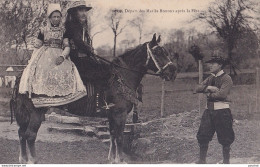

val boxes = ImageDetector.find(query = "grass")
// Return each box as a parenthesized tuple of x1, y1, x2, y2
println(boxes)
(0, 75, 258, 120)
(140, 75, 257, 121)
(0, 87, 12, 117)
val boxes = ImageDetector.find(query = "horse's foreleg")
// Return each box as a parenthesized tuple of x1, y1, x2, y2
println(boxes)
(25, 108, 45, 164)
(108, 110, 127, 163)
(108, 135, 116, 163)
(108, 111, 116, 163)
(114, 125, 126, 163)
(115, 132, 124, 163)
(18, 127, 28, 163)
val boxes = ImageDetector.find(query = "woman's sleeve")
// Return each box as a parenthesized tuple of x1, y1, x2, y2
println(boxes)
(62, 38, 70, 59)
(33, 29, 44, 48)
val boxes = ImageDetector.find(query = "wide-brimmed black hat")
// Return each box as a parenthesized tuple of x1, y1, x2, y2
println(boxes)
(205, 56, 227, 65)
(67, 1, 92, 13)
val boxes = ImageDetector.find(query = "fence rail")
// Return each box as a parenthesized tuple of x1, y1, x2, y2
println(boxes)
(0, 64, 27, 67)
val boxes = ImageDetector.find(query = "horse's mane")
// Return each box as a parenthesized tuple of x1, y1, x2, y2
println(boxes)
(115, 42, 148, 67)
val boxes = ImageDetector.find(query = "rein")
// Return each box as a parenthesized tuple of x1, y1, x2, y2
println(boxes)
(92, 53, 159, 76)
(91, 43, 171, 76)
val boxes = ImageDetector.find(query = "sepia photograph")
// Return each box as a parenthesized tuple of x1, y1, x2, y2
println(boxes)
(0, 0, 259, 165)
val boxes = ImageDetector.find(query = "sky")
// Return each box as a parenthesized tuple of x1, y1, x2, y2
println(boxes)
(85, 0, 216, 48)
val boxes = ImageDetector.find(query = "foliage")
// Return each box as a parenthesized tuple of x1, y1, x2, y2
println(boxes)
(188, 44, 203, 61)
(95, 45, 113, 59)
(0, 0, 47, 65)
(130, 13, 146, 44)
(194, 0, 257, 74)
(106, 9, 127, 57)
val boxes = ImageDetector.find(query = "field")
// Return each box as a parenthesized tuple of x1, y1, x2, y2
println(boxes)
(0, 74, 259, 164)
(140, 75, 258, 121)
(124, 75, 259, 163)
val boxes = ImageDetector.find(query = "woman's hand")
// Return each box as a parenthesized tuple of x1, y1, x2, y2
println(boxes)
(56, 56, 65, 65)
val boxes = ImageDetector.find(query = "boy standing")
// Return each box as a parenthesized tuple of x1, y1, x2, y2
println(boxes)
(195, 56, 235, 164)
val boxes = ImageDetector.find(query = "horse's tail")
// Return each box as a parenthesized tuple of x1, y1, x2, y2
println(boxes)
(10, 74, 21, 124)
(10, 98, 15, 124)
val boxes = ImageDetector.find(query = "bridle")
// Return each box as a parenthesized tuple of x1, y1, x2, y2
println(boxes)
(91, 43, 173, 76)
(145, 43, 174, 74)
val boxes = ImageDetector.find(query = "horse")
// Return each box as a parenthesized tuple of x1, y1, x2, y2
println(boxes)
(10, 34, 177, 164)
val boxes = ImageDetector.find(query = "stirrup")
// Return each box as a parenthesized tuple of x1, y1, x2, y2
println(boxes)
(102, 103, 115, 110)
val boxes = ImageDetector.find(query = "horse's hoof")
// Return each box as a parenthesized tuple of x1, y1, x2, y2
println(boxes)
(27, 160, 38, 164)
(121, 160, 127, 164)
(19, 156, 28, 164)
(109, 160, 115, 164)
(27, 158, 38, 164)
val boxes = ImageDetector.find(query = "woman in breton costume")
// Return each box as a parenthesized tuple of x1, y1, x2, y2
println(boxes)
(19, 3, 87, 108)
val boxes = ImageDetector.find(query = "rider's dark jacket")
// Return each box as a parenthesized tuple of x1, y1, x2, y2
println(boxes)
(64, 21, 109, 86)
(65, 22, 93, 58)
(64, 21, 96, 81)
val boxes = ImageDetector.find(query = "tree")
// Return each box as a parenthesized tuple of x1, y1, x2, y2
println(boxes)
(234, 29, 259, 68)
(95, 44, 113, 59)
(130, 13, 146, 44)
(165, 29, 197, 72)
(89, 26, 107, 46)
(106, 9, 127, 57)
(195, 0, 256, 74)
(0, 0, 47, 64)
(188, 44, 203, 62)
(87, 5, 108, 47)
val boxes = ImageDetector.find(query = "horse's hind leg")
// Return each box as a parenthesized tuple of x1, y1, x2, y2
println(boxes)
(15, 96, 30, 164)
(25, 108, 46, 164)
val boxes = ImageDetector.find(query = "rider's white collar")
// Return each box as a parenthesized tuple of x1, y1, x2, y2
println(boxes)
(211, 70, 224, 77)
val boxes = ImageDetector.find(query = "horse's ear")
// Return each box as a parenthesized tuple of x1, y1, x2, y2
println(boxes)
(151, 33, 156, 43)
(157, 35, 161, 43)
(150, 33, 157, 47)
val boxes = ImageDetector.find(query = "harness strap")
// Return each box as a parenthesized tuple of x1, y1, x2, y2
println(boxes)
(92, 53, 160, 76)
(146, 44, 162, 73)
(146, 43, 173, 74)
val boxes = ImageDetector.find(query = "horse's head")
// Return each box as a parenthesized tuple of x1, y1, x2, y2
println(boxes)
(145, 34, 177, 81)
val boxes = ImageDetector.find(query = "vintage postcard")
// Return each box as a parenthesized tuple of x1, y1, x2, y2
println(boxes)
(0, 0, 259, 165)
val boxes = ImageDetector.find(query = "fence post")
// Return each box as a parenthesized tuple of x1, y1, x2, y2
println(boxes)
(161, 79, 165, 118)
(256, 67, 259, 113)
(198, 60, 203, 114)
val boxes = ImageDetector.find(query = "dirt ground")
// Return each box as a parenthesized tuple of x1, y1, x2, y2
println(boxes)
(0, 121, 110, 164)
(130, 110, 260, 164)
(0, 110, 259, 164)
(0, 76, 259, 164)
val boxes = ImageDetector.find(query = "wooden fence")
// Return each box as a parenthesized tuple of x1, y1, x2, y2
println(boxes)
(1, 64, 259, 116)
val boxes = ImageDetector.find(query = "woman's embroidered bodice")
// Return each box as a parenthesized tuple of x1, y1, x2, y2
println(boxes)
(38, 26, 67, 48)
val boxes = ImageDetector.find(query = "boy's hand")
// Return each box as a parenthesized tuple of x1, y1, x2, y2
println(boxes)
(206, 86, 219, 93)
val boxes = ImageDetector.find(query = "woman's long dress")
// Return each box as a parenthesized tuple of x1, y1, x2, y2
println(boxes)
(19, 25, 87, 108)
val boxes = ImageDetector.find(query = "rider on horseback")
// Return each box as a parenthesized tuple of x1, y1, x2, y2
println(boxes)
(18, 3, 87, 108)
(64, 1, 143, 121)
(65, 1, 105, 86)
